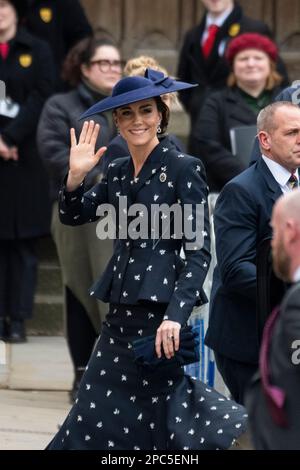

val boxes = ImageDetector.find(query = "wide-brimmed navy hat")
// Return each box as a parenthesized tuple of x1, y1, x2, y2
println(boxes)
(80, 68, 197, 120)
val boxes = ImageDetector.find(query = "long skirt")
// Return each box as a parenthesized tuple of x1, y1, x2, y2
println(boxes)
(47, 303, 247, 450)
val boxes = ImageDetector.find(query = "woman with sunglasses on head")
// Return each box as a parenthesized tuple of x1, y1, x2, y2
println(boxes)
(46, 69, 248, 450)
(37, 36, 122, 402)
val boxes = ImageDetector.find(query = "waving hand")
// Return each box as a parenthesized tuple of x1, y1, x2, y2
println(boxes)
(67, 120, 107, 191)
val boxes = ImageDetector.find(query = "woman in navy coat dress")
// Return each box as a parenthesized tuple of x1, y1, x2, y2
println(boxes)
(47, 69, 248, 450)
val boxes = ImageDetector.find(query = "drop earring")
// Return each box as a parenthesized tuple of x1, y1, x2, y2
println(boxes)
(157, 123, 162, 134)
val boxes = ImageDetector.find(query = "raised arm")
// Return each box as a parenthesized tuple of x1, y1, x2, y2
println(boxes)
(66, 120, 107, 191)
(59, 120, 108, 226)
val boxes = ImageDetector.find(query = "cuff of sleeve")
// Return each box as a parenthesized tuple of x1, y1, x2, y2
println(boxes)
(61, 174, 85, 205)
(1, 133, 16, 147)
(163, 301, 191, 326)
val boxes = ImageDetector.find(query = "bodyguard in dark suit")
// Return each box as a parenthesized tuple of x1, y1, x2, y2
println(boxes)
(23, 0, 92, 89)
(246, 190, 300, 449)
(0, 0, 54, 341)
(205, 102, 300, 404)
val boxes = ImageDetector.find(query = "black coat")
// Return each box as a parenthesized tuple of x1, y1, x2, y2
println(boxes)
(24, 0, 92, 89)
(37, 82, 115, 202)
(177, 1, 288, 126)
(246, 282, 300, 450)
(205, 158, 283, 365)
(190, 86, 282, 192)
(0, 28, 54, 239)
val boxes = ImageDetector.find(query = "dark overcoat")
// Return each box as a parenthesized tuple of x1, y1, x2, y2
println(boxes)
(24, 0, 92, 89)
(0, 28, 54, 239)
(246, 282, 300, 450)
(190, 86, 282, 192)
(205, 158, 283, 365)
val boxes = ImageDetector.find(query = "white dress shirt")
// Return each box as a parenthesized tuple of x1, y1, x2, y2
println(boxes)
(262, 155, 299, 194)
(293, 266, 300, 283)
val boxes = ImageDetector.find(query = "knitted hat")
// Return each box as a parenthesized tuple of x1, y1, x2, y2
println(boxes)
(226, 33, 278, 65)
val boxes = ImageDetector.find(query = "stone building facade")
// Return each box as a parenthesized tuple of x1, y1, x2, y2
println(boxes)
(81, 0, 300, 81)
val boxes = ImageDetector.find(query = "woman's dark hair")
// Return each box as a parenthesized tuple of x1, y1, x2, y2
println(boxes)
(154, 96, 170, 134)
(62, 36, 120, 87)
(113, 96, 170, 134)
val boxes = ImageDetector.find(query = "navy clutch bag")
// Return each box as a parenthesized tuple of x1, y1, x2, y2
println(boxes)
(132, 325, 200, 370)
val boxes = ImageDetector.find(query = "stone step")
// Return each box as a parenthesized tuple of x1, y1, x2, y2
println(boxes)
(28, 236, 64, 336)
(28, 294, 64, 336)
(36, 263, 62, 297)
(36, 236, 58, 263)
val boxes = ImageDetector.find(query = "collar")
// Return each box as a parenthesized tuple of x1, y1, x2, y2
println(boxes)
(206, 5, 234, 28)
(78, 81, 107, 108)
(293, 266, 300, 283)
(9, 27, 34, 48)
(119, 137, 173, 202)
(262, 155, 299, 191)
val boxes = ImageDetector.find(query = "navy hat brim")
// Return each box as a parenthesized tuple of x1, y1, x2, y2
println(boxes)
(80, 70, 197, 120)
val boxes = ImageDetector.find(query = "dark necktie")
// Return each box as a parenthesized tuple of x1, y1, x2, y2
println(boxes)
(202, 24, 219, 59)
(259, 306, 288, 427)
(288, 170, 299, 190)
(0, 43, 9, 60)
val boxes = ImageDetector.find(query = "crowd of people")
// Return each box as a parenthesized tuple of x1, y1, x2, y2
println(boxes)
(0, 0, 300, 450)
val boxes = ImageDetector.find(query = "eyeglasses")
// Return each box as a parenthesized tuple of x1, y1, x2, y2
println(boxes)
(89, 59, 124, 72)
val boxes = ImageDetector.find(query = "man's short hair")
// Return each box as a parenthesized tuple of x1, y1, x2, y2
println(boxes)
(257, 101, 300, 134)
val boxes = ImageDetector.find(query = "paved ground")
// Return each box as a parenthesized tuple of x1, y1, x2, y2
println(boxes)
(0, 336, 73, 450)
(0, 390, 71, 450)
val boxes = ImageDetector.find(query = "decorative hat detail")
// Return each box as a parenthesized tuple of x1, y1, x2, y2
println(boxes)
(80, 68, 197, 119)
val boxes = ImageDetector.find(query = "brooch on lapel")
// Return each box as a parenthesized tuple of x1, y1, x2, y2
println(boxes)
(229, 23, 240, 37)
(19, 54, 32, 68)
(159, 173, 167, 183)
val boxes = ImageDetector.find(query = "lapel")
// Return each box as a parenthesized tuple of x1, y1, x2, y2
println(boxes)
(121, 138, 171, 201)
(188, 21, 207, 72)
(257, 158, 283, 206)
(259, 305, 288, 427)
(119, 157, 133, 206)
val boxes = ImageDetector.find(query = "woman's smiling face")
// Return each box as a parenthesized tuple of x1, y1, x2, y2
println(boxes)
(114, 99, 161, 149)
